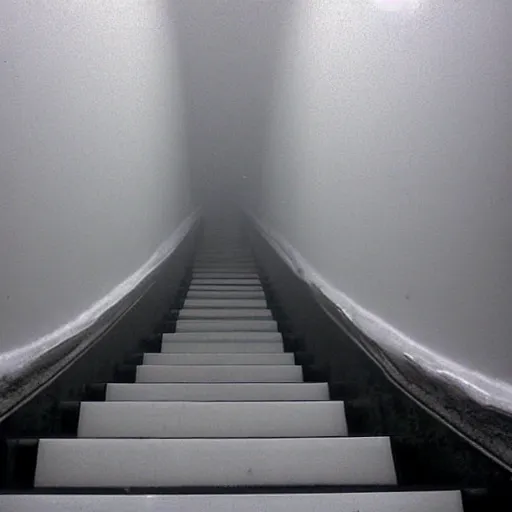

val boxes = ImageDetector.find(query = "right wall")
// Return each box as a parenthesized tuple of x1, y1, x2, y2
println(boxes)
(253, 1, 512, 410)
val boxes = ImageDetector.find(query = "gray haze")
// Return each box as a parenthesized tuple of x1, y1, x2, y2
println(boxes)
(170, 0, 294, 211)
(1, 0, 512, 387)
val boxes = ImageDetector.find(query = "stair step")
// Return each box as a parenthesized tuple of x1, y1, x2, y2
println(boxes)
(161, 342, 284, 353)
(189, 282, 262, 288)
(3, 491, 466, 512)
(195, 253, 253, 257)
(183, 299, 267, 309)
(161, 332, 283, 353)
(191, 279, 261, 286)
(194, 267, 257, 272)
(34, 437, 397, 487)
(179, 309, 272, 320)
(175, 320, 278, 333)
(77, 401, 347, 438)
(196, 250, 251, 253)
(195, 253, 252, 257)
(136, 365, 303, 383)
(187, 290, 265, 299)
(194, 261, 256, 266)
(0, 491, 465, 512)
(196, 250, 251, 254)
(195, 259, 255, 265)
(105, 382, 330, 401)
(194, 264, 256, 268)
(143, 353, 294, 365)
(188, 285, 264, 292)
(162, 332, 282, 342)
(195, 257, 253, 262)
(193, 272, 259, 278)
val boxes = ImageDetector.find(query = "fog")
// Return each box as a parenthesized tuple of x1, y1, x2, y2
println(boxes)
(170, 0, 294, 214)
(1, 0, 512, 392)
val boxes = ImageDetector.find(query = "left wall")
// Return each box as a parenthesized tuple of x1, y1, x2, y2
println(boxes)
(0, 1, 191, 371)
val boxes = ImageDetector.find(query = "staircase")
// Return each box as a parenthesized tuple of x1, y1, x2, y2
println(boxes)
(0, 233, 470, 510)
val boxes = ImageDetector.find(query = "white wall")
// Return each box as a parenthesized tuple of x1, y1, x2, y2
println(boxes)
(0, 1, 190, 357)
(255, 0, 512, 383)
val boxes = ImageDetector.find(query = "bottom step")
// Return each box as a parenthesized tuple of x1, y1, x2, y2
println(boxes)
(0, 491, 464, 512)
(34, 437, 397, 487)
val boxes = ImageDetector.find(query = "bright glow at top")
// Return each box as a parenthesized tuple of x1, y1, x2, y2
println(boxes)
(372, 0, 423, 11)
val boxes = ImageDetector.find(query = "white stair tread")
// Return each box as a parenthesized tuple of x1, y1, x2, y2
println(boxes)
(194, 267, 257, 272)
(34, 437, 397, 487)
(196, 251, 251, 256)
(194, 266, 256, 270)
(143, 353, 294, 365)
(196, 250, 251, 254)
(106, 382, 330, 401)
(161, 342, 284, 353)
(196, 256, 252, 260)
(175, 320, 278, 332)
(136, 365, 303, 383)
(193, 272, 259, 278)
(183, 299, 267, 309)
(195, 253, 253, 257)
(78, 401, 347, 438)
(189, 283, 262, 288)
(162, 332, 282, 342)
(191, 279, 261, 286)
(195, 260, 254, 265)
(196, 261, 253, 264)
(192, 270, 261, 278)
(193, 272, 258, 277)
(179, 309, 272, 320)
(188, 285, 264, 292)
(196, 251, 252, 256)
(187, 290, 265, 299)
(193, 268, 256, 272)
(0, 491, 464, 512)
